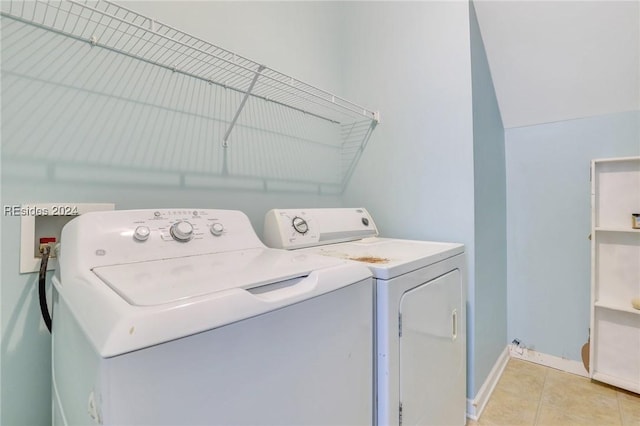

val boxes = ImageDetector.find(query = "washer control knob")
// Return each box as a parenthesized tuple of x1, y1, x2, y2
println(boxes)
(292, 216, 309, 235)
(133, 226, 151, 241)
(170, 221, 194, 242)
(210, 223, 224, 236)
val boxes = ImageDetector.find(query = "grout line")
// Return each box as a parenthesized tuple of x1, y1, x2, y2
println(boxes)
(532, 364, 549, 425)
(615, 390, 625, 425)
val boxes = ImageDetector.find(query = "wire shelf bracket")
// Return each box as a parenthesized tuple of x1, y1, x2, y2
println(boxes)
(223, 65, 266, 148)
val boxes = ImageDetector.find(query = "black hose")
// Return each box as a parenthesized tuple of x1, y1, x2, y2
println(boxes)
(38, 245, 52, 333)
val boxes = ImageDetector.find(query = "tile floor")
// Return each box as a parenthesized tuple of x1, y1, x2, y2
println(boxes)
(467, 359, 640, 426)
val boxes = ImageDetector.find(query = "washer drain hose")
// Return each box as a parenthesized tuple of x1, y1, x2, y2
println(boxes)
(38, 245, 52, 333)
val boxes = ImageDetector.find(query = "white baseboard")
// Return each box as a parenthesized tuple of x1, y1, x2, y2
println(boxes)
(466, 346, 509, 421)
(508, 345, 589, 378)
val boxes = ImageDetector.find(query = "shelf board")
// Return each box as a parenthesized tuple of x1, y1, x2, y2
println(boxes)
(593, 156, 640, 164)
(595, 227, 640, 233)
(594, 302, 640, 316)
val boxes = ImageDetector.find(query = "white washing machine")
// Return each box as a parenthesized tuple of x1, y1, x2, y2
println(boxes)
(264, 208, 467, 426)
(52, 208, 374, 426)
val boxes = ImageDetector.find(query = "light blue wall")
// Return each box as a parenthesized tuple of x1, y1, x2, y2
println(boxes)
(1, 3, 346, 424)
(469, 2, 507, 396)
(341, 1, 474, 247)
(339, 2, 478, 396)
(505, 110, 640, 361)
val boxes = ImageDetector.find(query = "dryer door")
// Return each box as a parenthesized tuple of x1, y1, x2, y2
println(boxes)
(398, 269, 465, 426)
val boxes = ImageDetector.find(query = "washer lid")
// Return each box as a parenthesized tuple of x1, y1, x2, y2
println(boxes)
(93, 247, 343, 306)
(306, 238, 464, 279)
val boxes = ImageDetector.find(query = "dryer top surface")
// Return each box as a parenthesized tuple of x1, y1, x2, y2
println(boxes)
(301, 237, 464, 280)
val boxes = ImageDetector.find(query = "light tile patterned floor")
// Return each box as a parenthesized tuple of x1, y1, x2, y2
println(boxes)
(467, 359, 640, 426)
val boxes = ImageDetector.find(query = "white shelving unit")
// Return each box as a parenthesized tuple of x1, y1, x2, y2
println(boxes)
(590, 156, 640, 394)
(0, 0, 379, 191)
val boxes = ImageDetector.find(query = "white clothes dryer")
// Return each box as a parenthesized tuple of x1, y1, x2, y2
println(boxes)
(264, 208, 467, 426)
(52, 208, 374, 426)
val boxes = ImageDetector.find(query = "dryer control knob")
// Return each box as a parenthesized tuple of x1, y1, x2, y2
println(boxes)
(210, 223, 224, 236)
(292, 216, 309, 235)
(133, 226, 151, 241)
(170, 221, 194, 242)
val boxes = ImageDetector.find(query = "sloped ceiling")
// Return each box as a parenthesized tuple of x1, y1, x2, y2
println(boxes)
(473, 0, 640, 129)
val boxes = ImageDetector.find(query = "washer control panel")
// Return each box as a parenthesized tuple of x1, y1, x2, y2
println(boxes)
(263, 208, 378, 249)
(130, 210, 227, 244)
(61, 209, 264, 268)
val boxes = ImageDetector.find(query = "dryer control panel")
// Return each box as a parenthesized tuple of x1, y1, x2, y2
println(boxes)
(263, 208, 378, 249)
(59, 209, 265, 269)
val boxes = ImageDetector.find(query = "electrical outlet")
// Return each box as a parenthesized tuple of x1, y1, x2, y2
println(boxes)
(510, 338, 525, 356)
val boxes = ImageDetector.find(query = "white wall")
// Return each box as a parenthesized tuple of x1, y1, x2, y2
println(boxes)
(505, 110, 640, 361)
(474, 0, 640, 128)
(340, 2, 478, 396)
(128, 1, 346, 94)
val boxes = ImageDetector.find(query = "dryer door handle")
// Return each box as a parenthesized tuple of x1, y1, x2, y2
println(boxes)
(451, 309, 458, 341)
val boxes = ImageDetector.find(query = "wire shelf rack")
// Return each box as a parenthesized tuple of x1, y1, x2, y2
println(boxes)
(1, 0, 379, 191)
